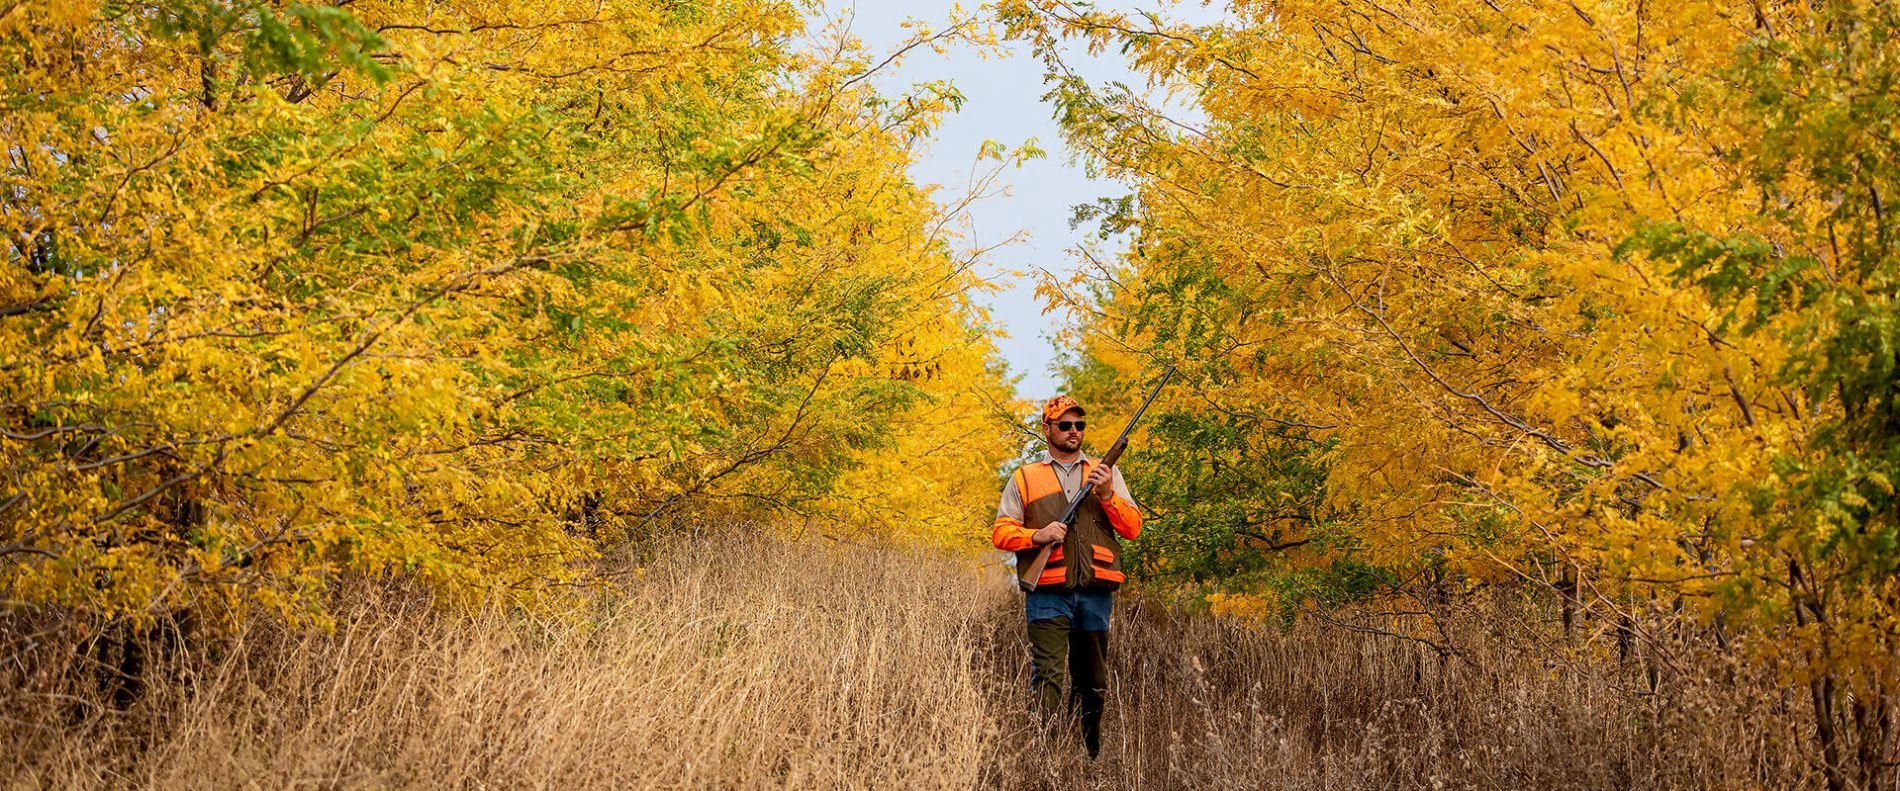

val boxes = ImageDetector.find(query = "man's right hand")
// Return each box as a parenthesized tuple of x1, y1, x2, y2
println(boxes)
(1032, 521, 1068, 546)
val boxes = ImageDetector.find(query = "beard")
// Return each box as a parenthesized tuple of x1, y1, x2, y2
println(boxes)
(1049, 434, 1082, 453)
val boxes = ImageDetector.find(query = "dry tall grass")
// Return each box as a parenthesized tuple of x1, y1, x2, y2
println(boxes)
(3, 530, 1819, 789)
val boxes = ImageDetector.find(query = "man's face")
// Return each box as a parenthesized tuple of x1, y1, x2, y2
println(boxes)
(1043, 409, 1085, 453)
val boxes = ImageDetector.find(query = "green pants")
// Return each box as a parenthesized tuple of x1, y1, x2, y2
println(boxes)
(1026, 616, 1110, 757)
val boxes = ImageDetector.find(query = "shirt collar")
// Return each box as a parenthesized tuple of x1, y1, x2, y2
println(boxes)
(1038, 449, 1091, 467)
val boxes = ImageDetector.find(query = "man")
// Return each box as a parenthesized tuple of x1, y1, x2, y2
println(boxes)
(991, 394, 1143, 758)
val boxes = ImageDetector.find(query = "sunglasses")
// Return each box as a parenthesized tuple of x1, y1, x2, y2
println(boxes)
(1049, 420, 1087, 432)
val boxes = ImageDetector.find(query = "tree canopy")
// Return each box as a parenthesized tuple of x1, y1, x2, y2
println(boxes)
(1003, 1, 1900, 781)
(2, 0, 1020, 624)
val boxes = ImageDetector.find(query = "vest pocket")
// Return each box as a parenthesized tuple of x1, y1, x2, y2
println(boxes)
(1087, 544, 1123, 585)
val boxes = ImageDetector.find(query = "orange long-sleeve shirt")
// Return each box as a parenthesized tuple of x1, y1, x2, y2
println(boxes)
(991, 452, 1141, 552)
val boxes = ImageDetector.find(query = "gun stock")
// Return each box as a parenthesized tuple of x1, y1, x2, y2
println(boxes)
(1016, 368, 1173, 592)
(1017, 543, 1056, 593)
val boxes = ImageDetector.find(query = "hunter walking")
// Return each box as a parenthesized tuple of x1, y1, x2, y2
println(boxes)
(991, 395, 1143, 758)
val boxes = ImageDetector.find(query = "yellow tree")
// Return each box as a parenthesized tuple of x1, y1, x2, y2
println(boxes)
(3, 0, 1017, 627)
(1004, 1, 1900, 783)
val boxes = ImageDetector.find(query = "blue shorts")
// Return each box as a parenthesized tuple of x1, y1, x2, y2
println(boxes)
(1024, 587, 1114, 631)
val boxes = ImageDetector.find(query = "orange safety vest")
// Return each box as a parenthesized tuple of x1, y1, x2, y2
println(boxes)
(1010, 461, 1127, 591)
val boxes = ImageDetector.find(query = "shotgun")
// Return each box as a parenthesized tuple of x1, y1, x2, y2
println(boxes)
(1018, 365, 1175, 592)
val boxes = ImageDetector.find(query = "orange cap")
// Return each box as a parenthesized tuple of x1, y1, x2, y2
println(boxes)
(1041, 395, 1086, 422)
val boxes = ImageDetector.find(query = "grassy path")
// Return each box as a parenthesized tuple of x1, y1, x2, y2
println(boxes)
(5, 530, 1814, 789)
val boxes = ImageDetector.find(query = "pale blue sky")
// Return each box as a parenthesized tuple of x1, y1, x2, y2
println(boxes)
(804, 2, 1223, 400)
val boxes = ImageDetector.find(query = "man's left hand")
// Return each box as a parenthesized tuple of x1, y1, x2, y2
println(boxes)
(1086, 465, 1114, 502)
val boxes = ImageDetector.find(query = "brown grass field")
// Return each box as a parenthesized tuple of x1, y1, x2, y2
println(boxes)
(3, 529, 1819, 789)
